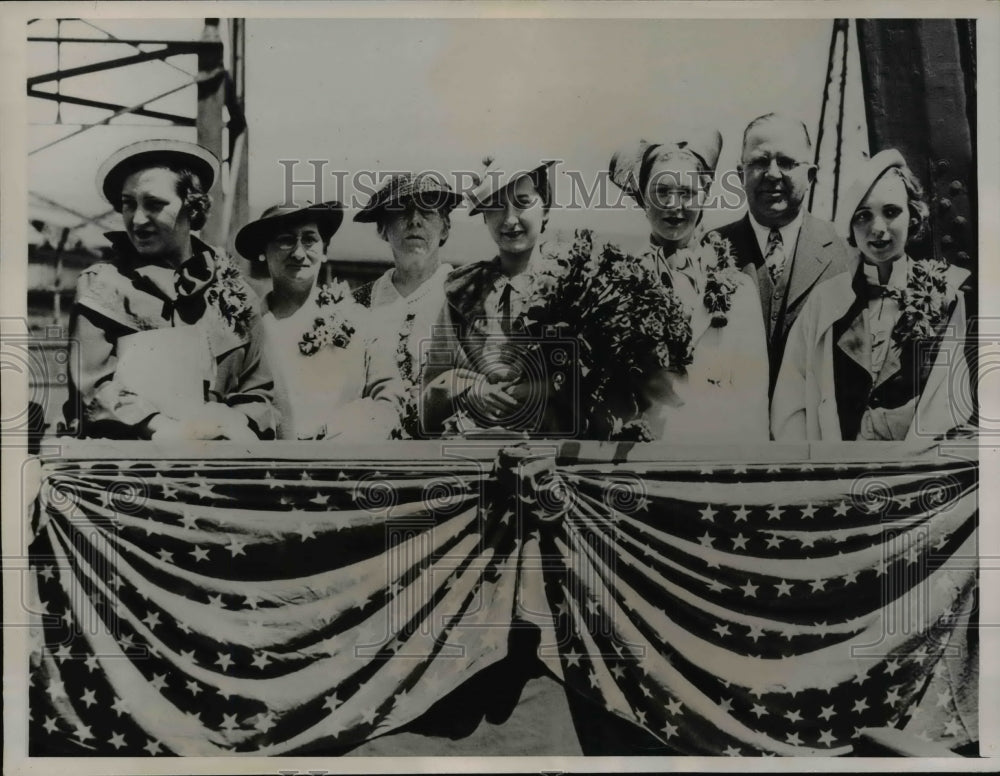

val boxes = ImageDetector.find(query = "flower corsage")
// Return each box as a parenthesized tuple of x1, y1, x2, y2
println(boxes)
(199, 253, 255, 338)
(700, 230, 744, 328)
(299, 280, 358, 356)
(887, 258, 953, 346)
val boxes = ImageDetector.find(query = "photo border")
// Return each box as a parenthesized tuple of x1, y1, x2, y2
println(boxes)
(3, 1, 998, 773)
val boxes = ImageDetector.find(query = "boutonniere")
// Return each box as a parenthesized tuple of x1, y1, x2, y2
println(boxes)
(299, 280, 358, 356)
(699, 231, 743, 328)
(204, 253, 255, 338)
(886, 258, 952, 346)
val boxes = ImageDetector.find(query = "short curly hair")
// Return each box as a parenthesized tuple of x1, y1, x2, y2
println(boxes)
(847, 165, 929, 248)
(171, 167, 212, 231)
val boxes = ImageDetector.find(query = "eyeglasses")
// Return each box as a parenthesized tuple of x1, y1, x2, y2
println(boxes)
(270, 233, 323, 252)
(745, 155, 811, 174)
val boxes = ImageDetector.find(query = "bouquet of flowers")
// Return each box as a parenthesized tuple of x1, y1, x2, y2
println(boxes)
(888, 258, 953, 346)
(521, 228, 694, 440)
(204, 254, 255, 338)
(299, 280, 358, 356)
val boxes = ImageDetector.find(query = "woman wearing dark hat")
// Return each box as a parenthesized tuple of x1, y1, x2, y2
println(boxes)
(352, 173, 463, 437)
(771, 149, 973, 440)
(234, 201, 401, 440)
(421, 156, 569, 436)
(609, 129, 769, 442)
(63, 139, 275, 440)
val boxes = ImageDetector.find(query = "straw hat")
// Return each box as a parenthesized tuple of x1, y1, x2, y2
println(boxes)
(467, 154, 557, 215)
(353, 173, 464, 223)
(97, 139, 219, 210)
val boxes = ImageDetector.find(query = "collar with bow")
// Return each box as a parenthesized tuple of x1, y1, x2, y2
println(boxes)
(860, 255, 909, 301)
(103, 231, 253, 353)
(643, 240, 703, 295)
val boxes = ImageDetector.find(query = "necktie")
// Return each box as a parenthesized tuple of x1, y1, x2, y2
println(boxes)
(864, 283, 895, 302)
(764, 228, 786, 287)
(498, 282, 513, 335)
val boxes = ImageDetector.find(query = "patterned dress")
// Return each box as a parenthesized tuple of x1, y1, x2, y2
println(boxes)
(63, 233, 276, 439)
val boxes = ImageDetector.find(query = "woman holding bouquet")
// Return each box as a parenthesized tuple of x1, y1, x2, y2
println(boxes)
(609, 130, 769, 442)
(421, 156, 571, 436)
(63, 140, 275, 440)
(234, 201, 401, 440)
(771, 149, 973, 440)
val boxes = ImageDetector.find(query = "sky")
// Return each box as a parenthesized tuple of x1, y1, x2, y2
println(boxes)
(26, 16, 867, 262)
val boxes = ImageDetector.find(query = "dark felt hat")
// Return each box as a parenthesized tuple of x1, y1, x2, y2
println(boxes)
(353, 173, 463, 223)
(234, 200, 345, 260)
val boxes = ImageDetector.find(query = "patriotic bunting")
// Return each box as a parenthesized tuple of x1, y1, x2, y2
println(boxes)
(27, 444, 977, 756)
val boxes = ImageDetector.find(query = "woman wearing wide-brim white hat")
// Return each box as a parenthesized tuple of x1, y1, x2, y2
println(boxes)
(63, 139, 276, 440)
(771, 148, 973, 441)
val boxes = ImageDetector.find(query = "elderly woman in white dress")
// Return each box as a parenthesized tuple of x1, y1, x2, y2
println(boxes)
(771, 149, 973, 441)
(235, 201, 401, 441)
(609, 129, 769, 442)
(352, 173, 464, 438)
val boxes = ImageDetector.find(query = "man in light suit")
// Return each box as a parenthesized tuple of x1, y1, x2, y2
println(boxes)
(715, 113, 852, 395)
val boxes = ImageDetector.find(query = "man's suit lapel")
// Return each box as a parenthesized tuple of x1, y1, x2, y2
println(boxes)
(732, 214, 764, 269)
(787, 215, 835, 311)
(722, 215, 769, 329)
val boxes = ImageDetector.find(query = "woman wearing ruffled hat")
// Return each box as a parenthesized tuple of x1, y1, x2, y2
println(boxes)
(421, 156, 570, 436)
(234, 201, 402, 440)
(63, 139, 275, 440)
(352, 173, 464, 437)
(609, 130, 769, 442)
(771, 149, 973, 441)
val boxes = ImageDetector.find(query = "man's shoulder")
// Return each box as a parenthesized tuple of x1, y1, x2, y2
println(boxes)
(708, 215, 759, 268)
(711, 214, 752, 239)
(801, 212, 847, 245)
(800, 213, 853, 267)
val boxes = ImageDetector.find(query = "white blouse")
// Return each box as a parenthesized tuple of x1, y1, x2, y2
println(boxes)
(366, 263, 453, 380)
(261, 287, 398, 441)
(639, 244, 770, 443)
(861, 256, 908, 378)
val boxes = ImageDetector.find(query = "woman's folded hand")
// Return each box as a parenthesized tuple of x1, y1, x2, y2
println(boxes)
(639, 367, 684, 407)
(464, 375, 522, 422)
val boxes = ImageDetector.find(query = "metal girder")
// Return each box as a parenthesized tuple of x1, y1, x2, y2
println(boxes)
(29, 36, 219, 46)
(28, 75, 208, 156)
(28, 40, 221, 87)
(29, 191, 117, 230)
(27, 89, 196, 126)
